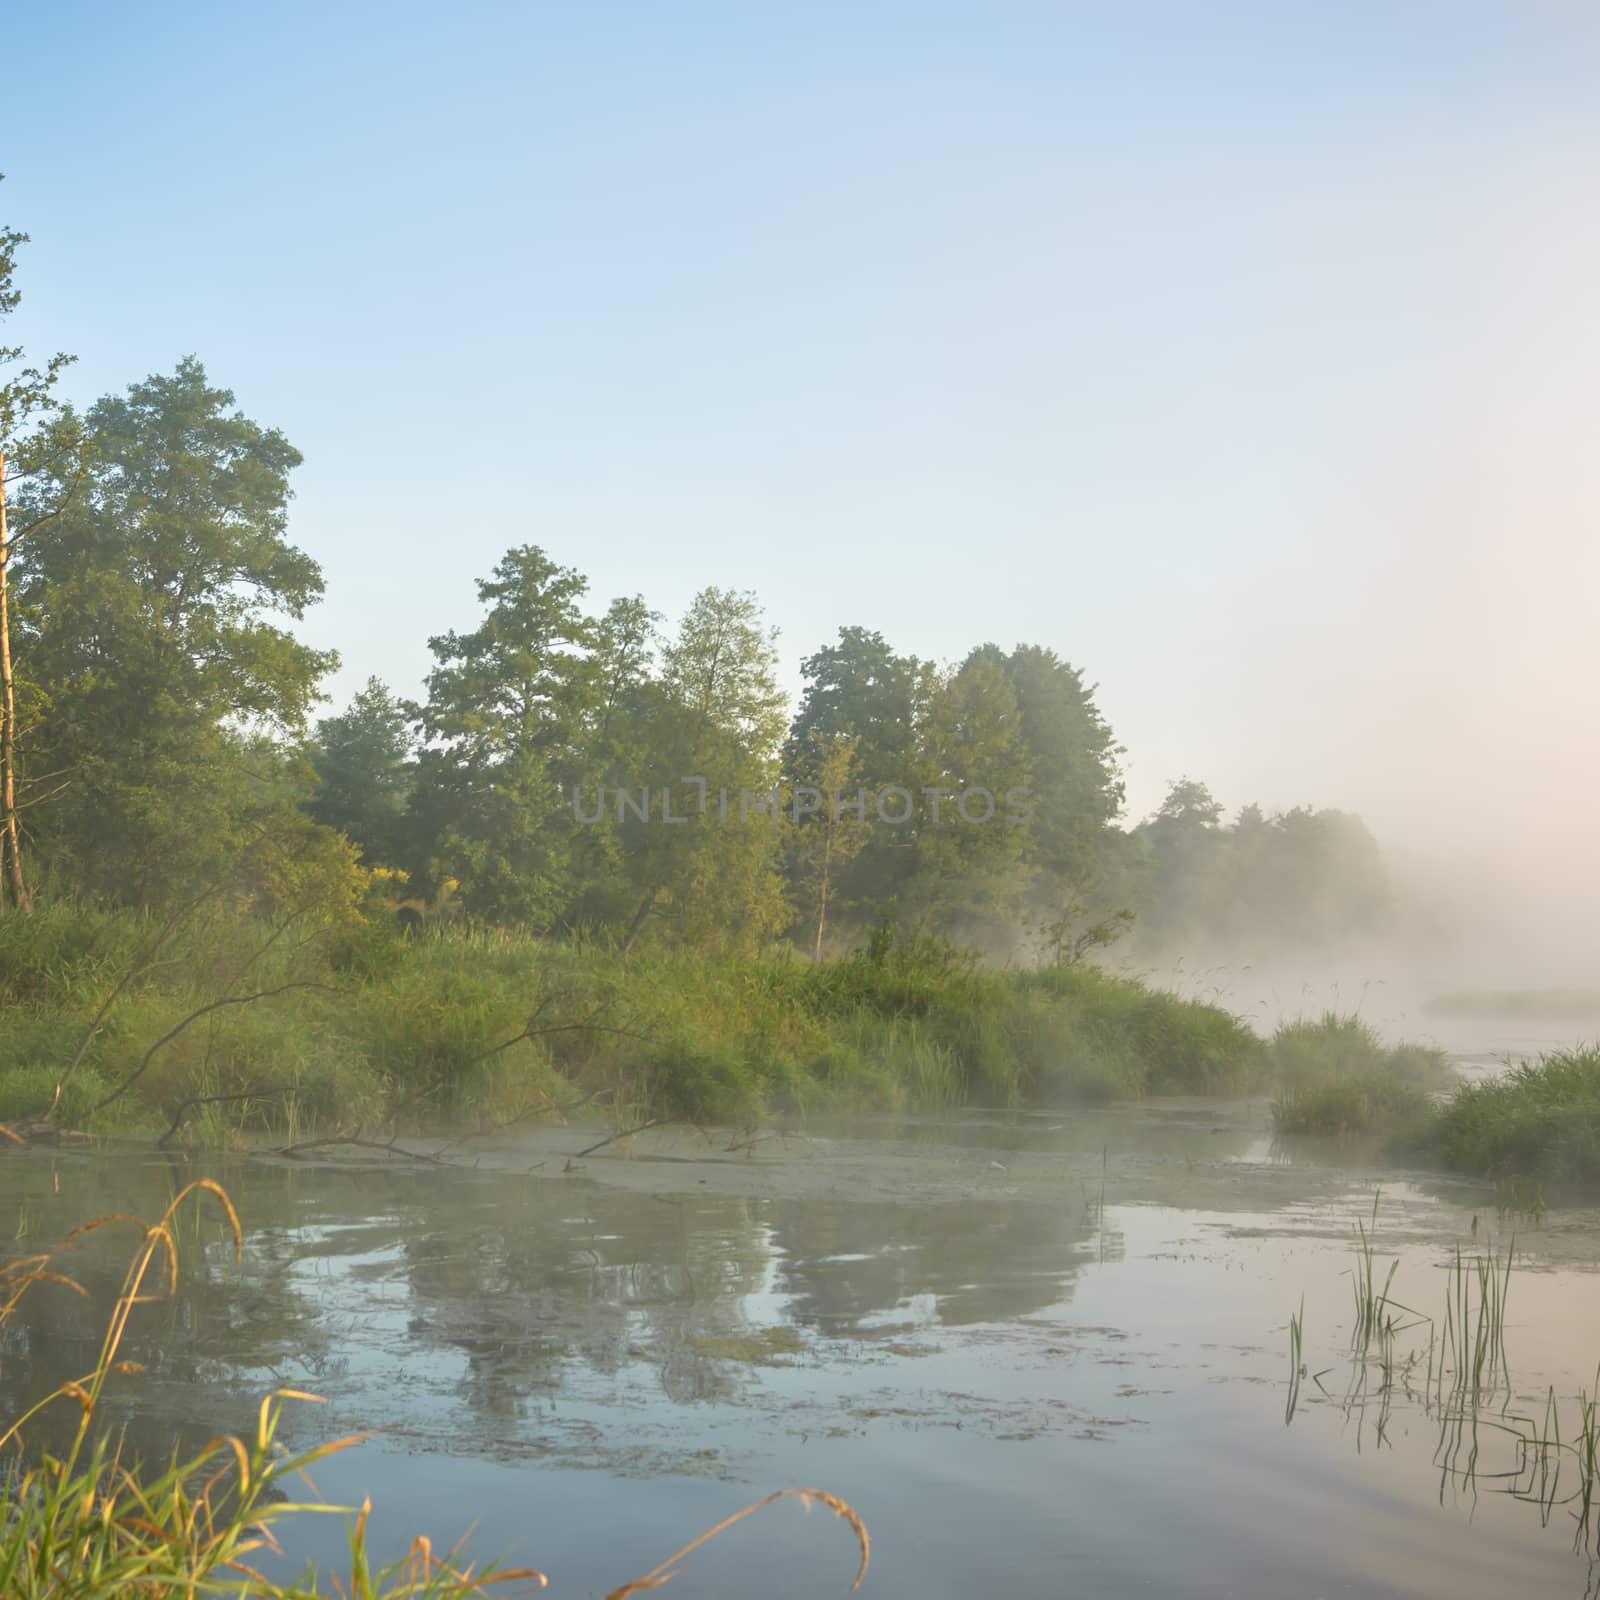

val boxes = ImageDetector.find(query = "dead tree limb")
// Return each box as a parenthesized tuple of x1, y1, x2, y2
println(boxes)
(276, 1136, 442, 1164)
(466, 1000, 655, 1068)
(156, 1087, 294, 1148)
(572, 1118, 673, 1159)
(85, 981, 344, 1119)
(43, 887, 221, 1118)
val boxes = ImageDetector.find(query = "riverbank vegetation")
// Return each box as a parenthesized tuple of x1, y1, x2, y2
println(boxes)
(1408, 1047, 1600, 1188)
(0, 899, 1273, 1141)
(1266, 1018, 1600, 1191)
(1268, 1013, 1453, 1136)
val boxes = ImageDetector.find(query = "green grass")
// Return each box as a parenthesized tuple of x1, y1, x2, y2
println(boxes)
(0, 902, 1272, 1141)
(1269, 1013, 1452, 1136)
(1408, 1046, 1600, 1187)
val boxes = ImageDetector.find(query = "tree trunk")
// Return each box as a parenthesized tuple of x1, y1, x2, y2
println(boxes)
(811, 829, 835, 964)
(621, 884, 659, 955)
(0, 446, 30, 913)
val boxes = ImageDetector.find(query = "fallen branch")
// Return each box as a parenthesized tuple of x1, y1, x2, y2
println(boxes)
(468, 1000, 656, 1067)
(156, 1087, 294, 1149)
(85, 981, 345, 1119)
(275, 1136, 442, 1164)
(572, 1117, 672, 1159)
(44, 887, 220, 1120)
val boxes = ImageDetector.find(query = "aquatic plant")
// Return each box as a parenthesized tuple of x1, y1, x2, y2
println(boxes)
(1285, 1297, 1305, 1424)
(1268, 1014, 1451, 1137)
(1410, 1047, 1600, 1189)
(0, 1181, 870, 1598)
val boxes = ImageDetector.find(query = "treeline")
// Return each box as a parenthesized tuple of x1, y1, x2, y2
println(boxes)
(0, 202, 1390, 961)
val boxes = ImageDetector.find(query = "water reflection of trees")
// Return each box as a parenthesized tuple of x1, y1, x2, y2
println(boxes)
(0, 1151, 1109, 1465)
(769, 1197, 1103, 1334)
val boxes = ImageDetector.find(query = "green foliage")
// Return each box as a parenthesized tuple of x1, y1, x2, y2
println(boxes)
(309, 677, 416, 867)
(621, 586, 792, 955)
(412, 545, 599, 924)
(1268, 1012, 1453, 1136)
(1411, 1047, 1600, 1186)
(786, 731, 870, 959)
(0, 903, 1274, 1139)
(1273, 1070, 1432, 1136)
(13, 358, 335, 904)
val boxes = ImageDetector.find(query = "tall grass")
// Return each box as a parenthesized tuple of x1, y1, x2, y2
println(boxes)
(0, 1184, 869, 1598)
(1410, 1046, 1600, 1187)
(0, 903, 1271, 1140)
(1269, 1013, 1452, 1136)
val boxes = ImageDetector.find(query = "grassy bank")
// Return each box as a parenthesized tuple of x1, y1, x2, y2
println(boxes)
(0, 903, 1270, 1141)
(1268, 1013, 1453, 1136)
(1265, 1014, 1600, 1190)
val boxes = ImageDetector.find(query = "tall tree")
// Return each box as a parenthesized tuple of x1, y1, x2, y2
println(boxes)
(14, 358, 331, 902)
(561, 594, 662, 938)
(787, 732, 870, 961)
(789, 626, 926, 785)
(787, 627, 935, 926)
(904, 649, 1033, 925)
(621, 587, 790, 953)
(411, 545, 598, 925)
(999, 644, 1124, 880)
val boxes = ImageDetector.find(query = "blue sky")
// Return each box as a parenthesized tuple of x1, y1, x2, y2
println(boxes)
(8, 2, 1600, 880)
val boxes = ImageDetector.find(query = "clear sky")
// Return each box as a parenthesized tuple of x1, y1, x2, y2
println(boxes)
(8, 1, 1600, 913)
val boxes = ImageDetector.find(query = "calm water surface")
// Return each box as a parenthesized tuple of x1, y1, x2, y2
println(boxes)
(3, 1099, 1599, 1598)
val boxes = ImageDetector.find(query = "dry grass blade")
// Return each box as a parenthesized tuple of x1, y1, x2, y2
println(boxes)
(601, 1487, 870, 1600)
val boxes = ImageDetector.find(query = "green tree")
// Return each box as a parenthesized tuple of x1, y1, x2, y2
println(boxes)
(621, 587, 790, 953)
(788, 732, 871, 961)
(1000, 644, 1124, 881)
(787, 627, 935, 929)
(411, 545, 598, 925)
(789, 626, 926, 784)
(903, 650, 1034, 926)
(562, 594, 662, 939)
(14, 359, 332, 903)
(308, 677, 416, 867)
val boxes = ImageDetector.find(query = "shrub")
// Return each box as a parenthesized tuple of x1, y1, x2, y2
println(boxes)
(1411, 1046, 1600, 1186)
(1269, 1013, 1453, 1136)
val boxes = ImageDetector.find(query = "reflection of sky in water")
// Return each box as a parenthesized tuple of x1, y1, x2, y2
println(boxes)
(2, 1121, 1599, 1599)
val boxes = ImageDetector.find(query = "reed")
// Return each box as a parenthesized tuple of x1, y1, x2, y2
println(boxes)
(1285, 1297, 1304, 1424)
(1439, 1238, 1514, 1399)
